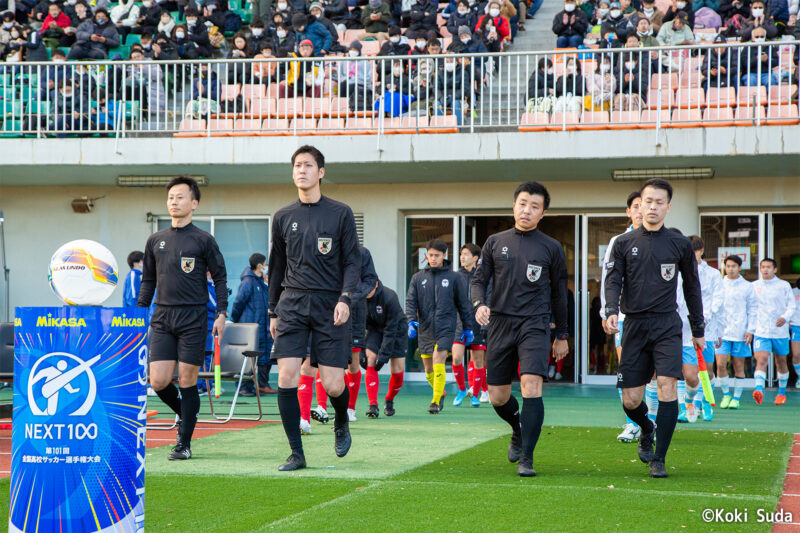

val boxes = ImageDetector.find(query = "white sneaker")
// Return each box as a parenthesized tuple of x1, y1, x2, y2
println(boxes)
(686, 403, 698, 423)
(311, 405, 330, 424)
(555, 372, 563, 381)
(347, 408, 357, 422)
(616, 423, 640, 443)
(548, 366, 555, 379)
(300, 418, 312, 435)
(147, 386, 157, 397)
(479, 390, 490, 403)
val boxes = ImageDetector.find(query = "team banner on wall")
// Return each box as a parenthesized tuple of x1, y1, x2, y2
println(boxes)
(10, 307, 148, 533)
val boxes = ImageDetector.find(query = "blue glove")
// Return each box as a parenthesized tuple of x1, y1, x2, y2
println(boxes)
(460, 329, 474, 345)
(407, 321, 419, 339)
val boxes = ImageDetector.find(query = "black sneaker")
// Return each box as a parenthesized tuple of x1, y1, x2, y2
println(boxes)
(278, 451, 307, 471)
(366, 404, 379, 418)
(517, 457, 536, 477)
(638, 423, 656, 464)
(428, 402, 440, 414)
(438, 390, 446, 411)
(168, 444, 192, 461)
(508, 430, 522, 463)
(384, 400, 395, 417)
(334, 422, 352, 457)
(649, 460, 668, 478)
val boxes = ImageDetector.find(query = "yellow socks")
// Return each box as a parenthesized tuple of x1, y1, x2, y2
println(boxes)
(432, 363, 446, 403)
(426, 371, 434, 388)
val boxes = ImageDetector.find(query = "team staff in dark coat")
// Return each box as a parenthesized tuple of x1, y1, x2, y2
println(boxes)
(268, 145, 361, 472)
(471, 181, 569, 477)
(231, 253, 276, 395)
(604, 178, 704, 479)
(362, 281, 407, 417)
(406, 239, 474, 414)
(138, 176, 228, 462)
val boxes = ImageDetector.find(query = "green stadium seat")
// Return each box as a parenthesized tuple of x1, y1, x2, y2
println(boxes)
(0, 120, 23, 138)
(2, 100, 22, 118)
(27, 100, 51, 114)
(109, 45, 131, 58)
(126, 34, 142, 46)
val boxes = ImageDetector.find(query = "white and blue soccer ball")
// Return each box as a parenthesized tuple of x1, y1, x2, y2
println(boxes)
(48, 239, 119, 306)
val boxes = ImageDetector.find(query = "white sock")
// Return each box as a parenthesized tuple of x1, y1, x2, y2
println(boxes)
(794, 363, 800, 376)
(778, 371, 789, 391)
(677, 380, 686, 405)
(720, 376, 730, 395)
(755, 370, 766, 390)
(734, 377, 744, 399)
(685, 382, 698, 404)
(645, 380, 659, 421)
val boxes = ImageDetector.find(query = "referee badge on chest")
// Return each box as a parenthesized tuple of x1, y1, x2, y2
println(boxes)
(442, 279, 449, 288)
(660, 263, 676, 281)
(318, 237, 332, 255)
(181, 257, 195, 274)
(526, 264, 542, 282)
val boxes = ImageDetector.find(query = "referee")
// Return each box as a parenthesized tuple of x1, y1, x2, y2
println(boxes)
(138, 176, 228, 461)
(604, 178, 704, 478)
(471, 181, 569, 477)
(268, 145, 361, 472)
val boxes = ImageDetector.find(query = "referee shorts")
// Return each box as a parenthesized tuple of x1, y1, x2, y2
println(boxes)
(149, 304, 208, 367)
(486, 314, 550, 386)
(272, 290, 351, 369)
(617, 312, 683, 389)
(350, 297, 367, 351)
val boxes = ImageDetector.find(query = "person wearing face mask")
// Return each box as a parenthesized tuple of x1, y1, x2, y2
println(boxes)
(132, 0, 164, 42)
(402, 0, 438, 34)
(271, 22, 295, 53)
(657, 10, 694, 45)
(309, 3, 344, 51)
(475, 13, 502, 52)
(552, 0, 589, 48)
(590, 0, 609, 25)
(0, 12, 16, 56)
(52, 80, 91, 138)
(585, 55, 616, 110)
(701, 34, 739, 90)
(379, 24, 410, 54)
(613, 39, 648, 110)
(718, 0, 750, 27)
(319, 0, 348, 30)
(740, 0, 779, 39)
(181, 8, 212, 58)
(447, 0, 477, 36)
(247, 18, 268, 51)
(67, 7, 120, 59)
(637, 0, 664, 30)
(527, 57, 555, 113)
(337, 40, 374, 113)
(201, 0, 226, 30)
(7, 23, 47, 61)
(226, 31, 253, 83)
(663, 0, 695, 28)
(110, 0, 140, 46)
(280, 38, 324, 97)
(434, 43, 478, 124)
(475, 0, 511, 42)
(292, 13, 330, 55)
(456, 24, 487, 53)
(553, 56, 586, 112)
(599, 1, 625, 46)
(270, 0, 293, 24)
(359, 0, 391, 44)
(152, 33, 178, 59)
(740, 26, 781, 85)
(157, 11, 175, 35)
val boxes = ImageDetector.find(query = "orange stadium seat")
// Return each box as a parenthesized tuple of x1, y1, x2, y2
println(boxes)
(651, 72, 679, 89)
(241, 84, 267, 101)
(518, 112, 549, 132)
(576, 110, 609, 130)
(547, 111, 581, 131)
(173, 119, 206, 138)
(289, 118, 318, 134)
(737, 85, 767, 107)
(327, 97, 351, 117)
(303, 97, 331, 117)
(638, 108, 671, 128)
(345, 117, 377, 134)
(275, 97, 303, 118)
(221, 84, 241, 101)
(675, 88, 705, 108)
(646, 88, 674, 109)
(734, 105, 766, 125)
(207, 118, 234, 136)
(608, 110, 640, 130)
(258, 117, 290, 136)
(768, 84, 797, 105)
(229, 118, 264, 136)
(669, 107, 702, 128)
(399, 115, 429, 133)
(706, 87, 736, 108)
(702, 107, 735, 127)
(424, 114, 459, 133)
(245, 97, 276, 117)
(765, 104, 800, 125)
(316, 117, 346, 134)
(361, 41, 381, 57)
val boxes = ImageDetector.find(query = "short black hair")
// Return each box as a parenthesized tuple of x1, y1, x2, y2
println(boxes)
(460, 243, 481, 257)
(291, 145, 325, 169)
(689, 235, 704, 251)
(626, 190, 641, 208)
(426, 239, 448, 253)
(127, 251, 144, 268)
(760, 257, 777, 268)
(724, 254, 742, 267)
(166, 175, 201, 201)
(513, 181, 551, 209)
(249, 252, 267, 270)
(641, 178, 673, 202)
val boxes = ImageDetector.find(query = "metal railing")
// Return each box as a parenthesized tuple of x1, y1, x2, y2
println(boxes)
(0, 40, 797, 139)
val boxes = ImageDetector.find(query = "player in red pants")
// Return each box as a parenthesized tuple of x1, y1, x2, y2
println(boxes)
(297, 356, 317, 434)
(362, 280, 407, 417)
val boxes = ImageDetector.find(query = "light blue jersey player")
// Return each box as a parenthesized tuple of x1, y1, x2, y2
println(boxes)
(676, 270, 701, 424)
(715, 254, 757, 410)
(599, 191, 643, 443)
(751, 258, 795, 406)
(792, 280, 800, 388)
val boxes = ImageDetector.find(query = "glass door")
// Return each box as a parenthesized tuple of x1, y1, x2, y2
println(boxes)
(581, 214, 631, 385)
(700, 213, 764, 281)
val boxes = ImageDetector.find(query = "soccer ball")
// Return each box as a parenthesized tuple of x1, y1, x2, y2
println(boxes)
(48, 240, 119, 306)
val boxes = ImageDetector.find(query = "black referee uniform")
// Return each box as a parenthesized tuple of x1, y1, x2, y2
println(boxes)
(268, 195, 361, 462)
(604, 225, 703, 472)
(137, 222, 228, 454)
(454, 266, 489, 349)
(365, 282, 407, 368)
(351, 246, 380, 353)
(470, 227, 568, 474)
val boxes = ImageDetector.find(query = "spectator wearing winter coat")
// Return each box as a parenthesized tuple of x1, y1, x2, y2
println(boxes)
(68, 8, 120, 60)
(657, 10, 694, 44)
(360, 0, 391, 42)
(739, 0, 779, 39)
(403, 0, 438, 33)
(447, 0, 477, 35)
(552, 0, 589, 47)
(110, 0, 140, 45)
(292, 12, 331, 54)
(475, 0, 511, 41)
(663, 0, 695, 27)
(41, 3, 72, 46)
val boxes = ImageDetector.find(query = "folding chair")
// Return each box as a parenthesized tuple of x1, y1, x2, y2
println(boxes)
(199, 323, 264, 424)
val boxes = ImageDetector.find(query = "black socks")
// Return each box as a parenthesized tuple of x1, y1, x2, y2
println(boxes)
(278, 387, 303, 454)
(155, 383, 182, 416)
(654, 400, 678, 462)
(493, 395, 521, 434)
(521, 397, 544, 460)
(178, 386, 200, 447)
(329, 387, 350, 427)
(623, 401, 654, 434)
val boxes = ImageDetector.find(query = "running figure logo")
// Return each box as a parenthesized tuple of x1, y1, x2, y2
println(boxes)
(27, 352, 101, 416)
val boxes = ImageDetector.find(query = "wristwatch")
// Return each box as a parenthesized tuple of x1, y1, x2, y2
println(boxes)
(557, 333, 569, 340)
(268, 311, 278, 318)
(215, 310, 228, 320)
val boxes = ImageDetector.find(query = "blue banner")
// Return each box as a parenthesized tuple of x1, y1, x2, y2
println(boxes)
(10, 307, 147, 533)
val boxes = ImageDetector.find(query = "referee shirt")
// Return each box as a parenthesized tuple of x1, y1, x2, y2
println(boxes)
(138, 223, 228, 311)
(604, 225, 704, 338)
(268, 195, 361, 310)
(470, 227, 569, 336)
